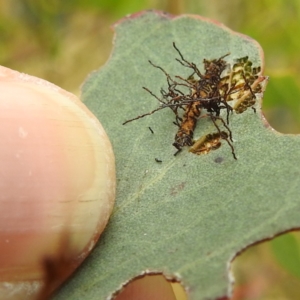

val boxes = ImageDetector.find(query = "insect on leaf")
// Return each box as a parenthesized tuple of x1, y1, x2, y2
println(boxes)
(54, 11, 300, 300)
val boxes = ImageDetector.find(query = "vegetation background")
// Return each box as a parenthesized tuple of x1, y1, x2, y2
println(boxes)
(1, 0, 300, 299)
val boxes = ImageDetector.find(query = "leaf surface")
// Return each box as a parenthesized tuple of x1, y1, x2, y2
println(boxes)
(54, 11, 300, 300)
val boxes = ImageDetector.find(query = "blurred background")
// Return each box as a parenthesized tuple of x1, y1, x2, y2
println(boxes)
(1, 1, 300, 299)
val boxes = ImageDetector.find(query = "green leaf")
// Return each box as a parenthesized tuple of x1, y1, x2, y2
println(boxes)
(54, 11, 300, 300)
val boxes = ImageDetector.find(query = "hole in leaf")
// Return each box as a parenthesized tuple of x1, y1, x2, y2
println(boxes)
(231, 230, 300, 299)
(262, 74, 300, 134)
(113, 273, 187, 300)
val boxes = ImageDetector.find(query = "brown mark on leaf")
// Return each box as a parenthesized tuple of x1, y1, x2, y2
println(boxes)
(170, 182, 186, 196)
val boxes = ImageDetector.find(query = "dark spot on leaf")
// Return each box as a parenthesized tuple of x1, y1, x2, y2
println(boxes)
(214, 157, 224, 163)
(148, 126, 154, 134)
